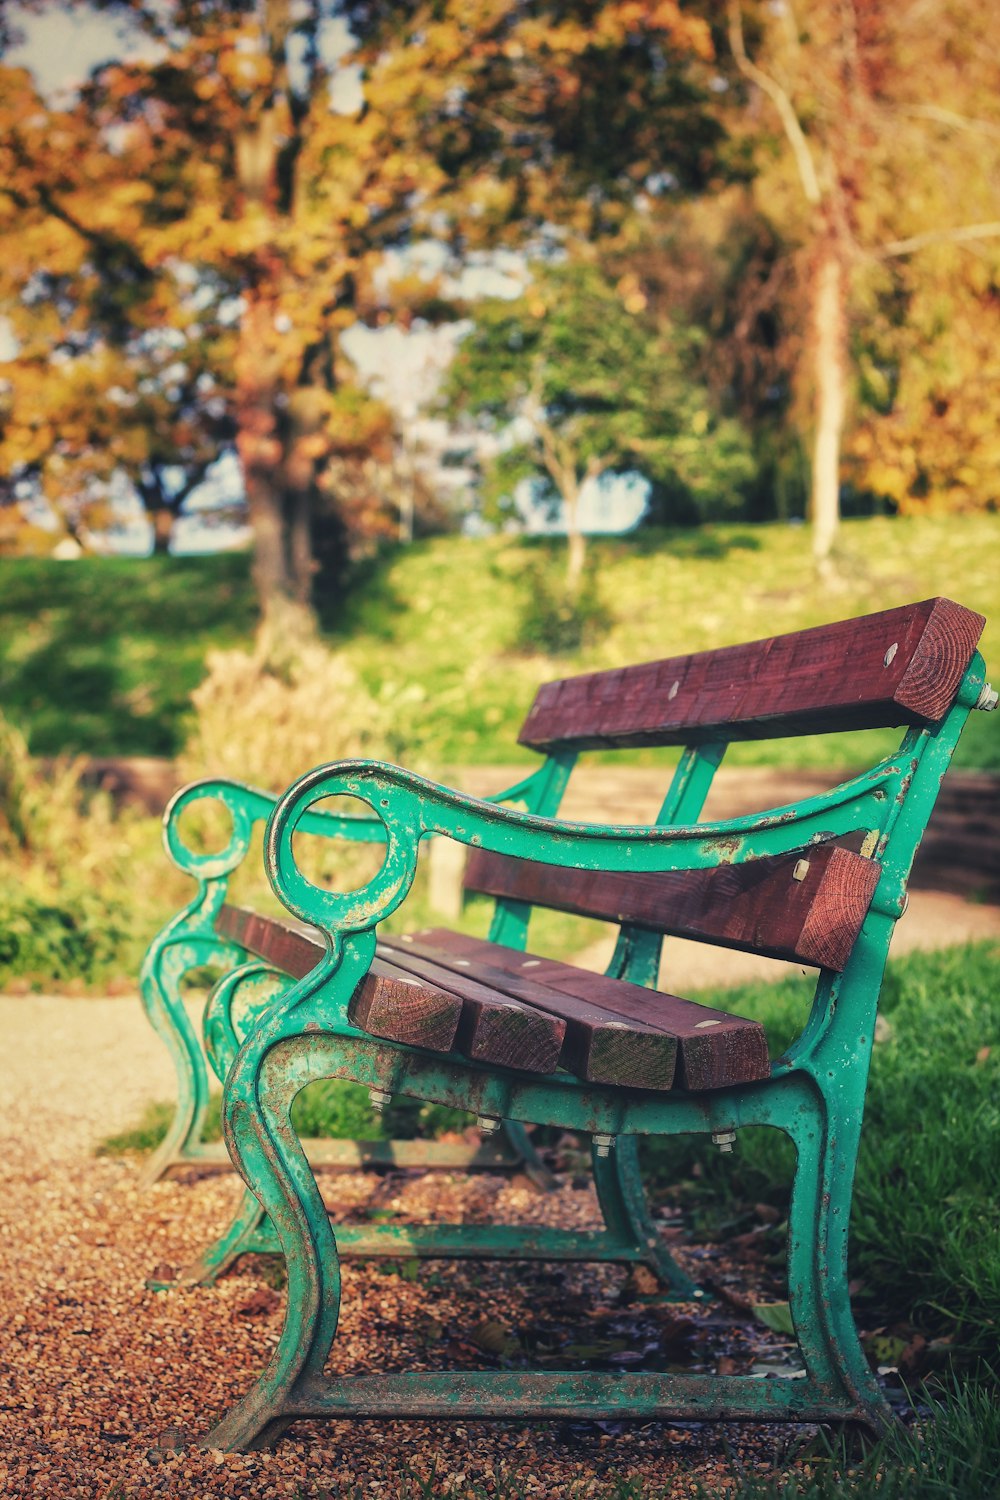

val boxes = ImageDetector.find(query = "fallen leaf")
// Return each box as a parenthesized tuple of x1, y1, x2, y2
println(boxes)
(232, 1287, 280, 1319)
(752, 1302, 795, 1337)
(469, 1319, 519, 1356)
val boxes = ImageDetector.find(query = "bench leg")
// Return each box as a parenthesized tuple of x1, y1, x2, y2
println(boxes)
(785, 1089, 894, 1436)
(149, 1184, 272, 1291)
(203, 1035, 344, 1453)
(500, 1119, 557, 1191)
(138, 927, 234, 1189)
(591, 1136, 704, 1300)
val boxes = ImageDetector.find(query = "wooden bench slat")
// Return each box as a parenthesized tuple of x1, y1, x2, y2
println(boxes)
(400, 932, 770, 1092)
(463, 842, 880, 972)
(387, 935, 678, 1090)
(219, 905, 663, 1084)
(518, 598, 984, 751)
(372, 944, 565, 1074)
(216, 906, 463, 1055)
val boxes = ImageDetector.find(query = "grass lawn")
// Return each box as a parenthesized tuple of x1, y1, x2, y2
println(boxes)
(1, 514, 997, 770)
(0, 552, 256, 756)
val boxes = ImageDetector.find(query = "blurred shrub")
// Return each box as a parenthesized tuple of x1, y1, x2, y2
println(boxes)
(179, 639, 394, 792)
(512, 561, 612, 656)
(0, 712, 157, 985)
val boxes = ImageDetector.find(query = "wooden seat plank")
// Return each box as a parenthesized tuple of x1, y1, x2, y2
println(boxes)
(386, 934, 677, 1090)
(373, 943, 565, 1074)
(216, 905, 462, 1054)
(393, 932, 769, 1091)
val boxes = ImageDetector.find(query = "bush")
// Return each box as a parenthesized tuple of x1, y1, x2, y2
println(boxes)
(0, 711, 158, 986)
(179, 637, 396, 792)
(511, 560, 612, 656)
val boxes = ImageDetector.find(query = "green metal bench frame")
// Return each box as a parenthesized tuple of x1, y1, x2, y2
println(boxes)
(139, 772, 559, 1193)
(152, 601, 993, 1450)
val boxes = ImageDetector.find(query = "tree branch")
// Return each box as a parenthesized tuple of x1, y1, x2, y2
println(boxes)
(876, 221, 1000, 260)
(727, 0, 821, 206)
(895, 104, 1000, 140)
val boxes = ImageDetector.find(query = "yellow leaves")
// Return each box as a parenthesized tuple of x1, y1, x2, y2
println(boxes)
(616, 272, 648, 314)
(218, 49, 272, 94)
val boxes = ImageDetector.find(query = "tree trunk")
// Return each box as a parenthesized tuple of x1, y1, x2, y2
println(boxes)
(149, 507, 174, 554)
(810, 232, 848, 575)
(564, 478, 586, 592)
(235, 280, 318, 650)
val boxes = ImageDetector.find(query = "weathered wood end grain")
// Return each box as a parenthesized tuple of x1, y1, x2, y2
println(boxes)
(403, 931, 771, 1091)
(375, 941, 565, 1074)
(387, 934, 678, 1090)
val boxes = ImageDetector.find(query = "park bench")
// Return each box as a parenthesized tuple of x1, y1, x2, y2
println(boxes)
(145, 597, 994, 1450)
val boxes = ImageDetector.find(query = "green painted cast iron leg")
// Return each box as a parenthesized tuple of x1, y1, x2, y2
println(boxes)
(204, 1037, 344, 1452)
(138, 927, 235, 1189)
(784, 1088, 893, 1434)
(591, 1135, 703, 1300)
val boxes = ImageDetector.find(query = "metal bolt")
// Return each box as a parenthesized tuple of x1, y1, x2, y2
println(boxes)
(792, 859, 810, 882)
(711, 1130, 737, 1153)
(593, 1133, 616, 1158)
(368, 1088, 392, 1113)
(976, 682, 999, 712)
(477, 1115, 501, 1135)
(884, 642, 898, 667)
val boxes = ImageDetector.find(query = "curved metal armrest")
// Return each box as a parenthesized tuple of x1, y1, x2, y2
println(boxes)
(162, 775, 387, 881)
(264, 756, 902, 935)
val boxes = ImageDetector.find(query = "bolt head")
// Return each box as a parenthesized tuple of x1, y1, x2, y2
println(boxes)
(368, 1088, 392, 1113)
(711, 1130, 737, 1153)
(477, 1115, 500, 1134)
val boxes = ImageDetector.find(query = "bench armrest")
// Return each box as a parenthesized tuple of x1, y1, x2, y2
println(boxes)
(264, 756, 899, 935)
(162, 776, 387, 881)
(161, 767, 539, 885)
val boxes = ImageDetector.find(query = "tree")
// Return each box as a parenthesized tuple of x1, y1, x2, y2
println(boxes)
(446, 257, 755, 587)
(0, 0, 722, 637)
(726, 0, 1000, 570)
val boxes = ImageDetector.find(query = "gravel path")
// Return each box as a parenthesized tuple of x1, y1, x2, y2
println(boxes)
(0, 993, 823, 1498)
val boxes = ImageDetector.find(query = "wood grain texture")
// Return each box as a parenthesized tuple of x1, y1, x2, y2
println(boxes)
(402, 932, 771, 1091)
(463, 842, 880, 971)
(387, 934, 678, 1090)
(374, 942, 565, 1073)
(216, 905, 463, 1054)
(517, 598, 985, 750)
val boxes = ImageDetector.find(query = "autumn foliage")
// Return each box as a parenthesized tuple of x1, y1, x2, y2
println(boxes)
(0, 0, 997, 615)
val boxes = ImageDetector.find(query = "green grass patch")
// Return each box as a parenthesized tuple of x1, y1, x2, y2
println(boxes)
(693, 1378, 1000, 1499)
(0, 552, 256, 756)
(2, 515, 997, 768)
(645, 942, 1000, 1364)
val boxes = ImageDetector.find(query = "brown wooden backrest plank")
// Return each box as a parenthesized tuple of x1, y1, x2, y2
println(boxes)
(386, 934, 678, 1090)
(463, 843, 880, 971)
(406, 931, 771, 1092)
(518, 598, 984, 751)
(374, 942, 565, 1074)
(216, 905, 463, 1054)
